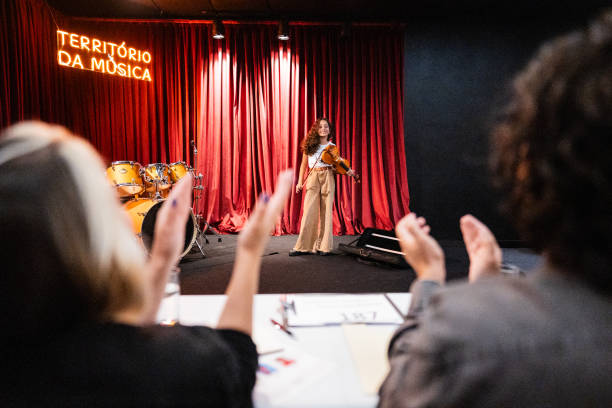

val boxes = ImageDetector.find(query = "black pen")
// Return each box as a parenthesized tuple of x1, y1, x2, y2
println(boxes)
(270, 318, 295, 338)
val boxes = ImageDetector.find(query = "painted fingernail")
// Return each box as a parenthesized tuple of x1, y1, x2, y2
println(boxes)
(172, 199, 177, 207)
(260, 193, 269, 203)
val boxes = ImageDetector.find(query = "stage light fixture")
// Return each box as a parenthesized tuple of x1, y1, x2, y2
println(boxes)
(277, 20, 289, 41)
(212, 19, 225, 39)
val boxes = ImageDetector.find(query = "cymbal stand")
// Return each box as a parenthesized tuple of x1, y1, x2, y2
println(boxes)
(190, 140, 222, 258)
(193, 174, 218, 240)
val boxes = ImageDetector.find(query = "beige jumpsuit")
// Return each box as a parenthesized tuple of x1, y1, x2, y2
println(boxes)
(293, 166, 335, 253)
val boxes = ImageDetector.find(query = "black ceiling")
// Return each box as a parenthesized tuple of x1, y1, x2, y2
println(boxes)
(45, 0, 611, 22)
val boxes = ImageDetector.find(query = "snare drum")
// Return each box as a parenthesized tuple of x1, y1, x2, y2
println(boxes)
(106, 161, 144, 197)
(142, 163, 172, 193)
(169, 161, 195, 183)
(123, 198, 197, 258)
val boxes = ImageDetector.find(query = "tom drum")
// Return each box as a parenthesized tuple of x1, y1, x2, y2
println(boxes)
(106, 161, 144, 197)
(168, 161, 195, 183)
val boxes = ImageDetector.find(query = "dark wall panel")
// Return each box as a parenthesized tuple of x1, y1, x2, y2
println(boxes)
(402, 14, 600, 242)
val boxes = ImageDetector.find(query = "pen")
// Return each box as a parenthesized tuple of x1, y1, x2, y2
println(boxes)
(280, 295, 296, 315)
(270, 318, 295, 338)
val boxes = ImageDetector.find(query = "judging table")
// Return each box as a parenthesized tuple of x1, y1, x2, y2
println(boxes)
(163, 293, 411, 408)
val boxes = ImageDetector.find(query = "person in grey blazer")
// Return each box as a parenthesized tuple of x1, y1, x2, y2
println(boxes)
(379, 10, 612, 408)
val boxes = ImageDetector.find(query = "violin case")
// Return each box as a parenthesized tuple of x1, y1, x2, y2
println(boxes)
(338, 228, 410, 268)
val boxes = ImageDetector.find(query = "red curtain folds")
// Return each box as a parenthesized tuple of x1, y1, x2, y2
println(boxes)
(0, 0, 410, 234)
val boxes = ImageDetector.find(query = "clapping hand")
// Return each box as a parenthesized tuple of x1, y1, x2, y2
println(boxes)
(460, 214, 502, 281)
(395, 213, 445, 284)
(217, 169, 293, 334)
(141, 174, 193, 324)
(150, 174, 193, 265)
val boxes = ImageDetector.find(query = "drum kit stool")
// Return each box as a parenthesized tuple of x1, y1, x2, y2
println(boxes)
(106, 160, 219, 259)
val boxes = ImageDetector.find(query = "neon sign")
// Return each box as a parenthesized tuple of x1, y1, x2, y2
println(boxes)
(56, 30, 152, 82)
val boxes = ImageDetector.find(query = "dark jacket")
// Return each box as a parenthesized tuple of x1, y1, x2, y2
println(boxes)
(3, 323, 257, 407)
(379, 268, 612, 407)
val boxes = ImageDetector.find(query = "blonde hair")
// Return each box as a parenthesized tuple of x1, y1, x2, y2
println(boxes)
(0, 121, 146, 334)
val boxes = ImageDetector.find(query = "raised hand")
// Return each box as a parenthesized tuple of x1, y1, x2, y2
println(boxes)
(459, 214, 502, 282)
(150, 174, 193, 264)
(141, 174, 193, 324)
(395, 213, 445, 284)
(218, 169, 294, 334)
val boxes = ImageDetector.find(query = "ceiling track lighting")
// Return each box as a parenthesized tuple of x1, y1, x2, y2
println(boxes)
(278, 20, 289, 41)
(212, 19, 225, 40)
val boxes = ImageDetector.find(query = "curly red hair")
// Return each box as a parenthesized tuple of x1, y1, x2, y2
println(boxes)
(301, 118, 334, 155)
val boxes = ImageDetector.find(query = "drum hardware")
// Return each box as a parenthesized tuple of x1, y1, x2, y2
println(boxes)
(190, 185, 210, 257)
(153, 182, 162, 200)
(188, 203, 209, 258)
(190, 141, 222, 255)
(190, 140, 204, 254)
(193, 228, 208, 257)
(141, 163, 171, 200)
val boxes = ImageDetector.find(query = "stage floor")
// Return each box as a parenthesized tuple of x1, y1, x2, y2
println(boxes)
(178, 234, 542, 295)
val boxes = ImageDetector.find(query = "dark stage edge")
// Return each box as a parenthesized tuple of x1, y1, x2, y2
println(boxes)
(178, 234, 542, 295)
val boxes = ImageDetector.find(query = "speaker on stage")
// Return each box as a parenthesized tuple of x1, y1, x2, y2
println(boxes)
(338, 228, 409, 268)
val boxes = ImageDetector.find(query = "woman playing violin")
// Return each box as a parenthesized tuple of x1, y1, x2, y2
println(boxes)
(290, 118, 357, 256)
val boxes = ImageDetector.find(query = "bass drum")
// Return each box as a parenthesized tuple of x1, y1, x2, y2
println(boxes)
(123, 198, 197, 258)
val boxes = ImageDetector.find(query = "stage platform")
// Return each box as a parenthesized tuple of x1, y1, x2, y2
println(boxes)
(179, 234, 542, 295)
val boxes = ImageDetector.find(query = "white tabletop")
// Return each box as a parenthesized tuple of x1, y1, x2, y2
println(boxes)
(167, 293, 411, 408)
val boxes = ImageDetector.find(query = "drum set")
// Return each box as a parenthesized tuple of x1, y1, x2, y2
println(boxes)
(106, 160, 209, 258)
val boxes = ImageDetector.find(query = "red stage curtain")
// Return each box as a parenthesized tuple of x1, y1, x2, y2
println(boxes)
(0, 0, 410, 234)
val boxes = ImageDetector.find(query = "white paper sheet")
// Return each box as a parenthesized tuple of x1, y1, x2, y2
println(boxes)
(342, 324, 395, 395)
(284, 294, 404, 327)
(255, 346, 335, 406)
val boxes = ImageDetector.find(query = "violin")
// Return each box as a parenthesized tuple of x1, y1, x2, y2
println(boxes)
(321, 144, 360, 183)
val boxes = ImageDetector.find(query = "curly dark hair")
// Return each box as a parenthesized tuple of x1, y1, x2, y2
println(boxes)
(491, 10, 612, 291)
(302, 118, 334, 156)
